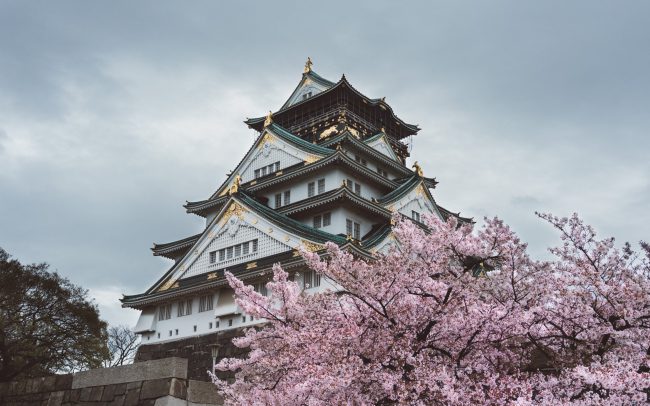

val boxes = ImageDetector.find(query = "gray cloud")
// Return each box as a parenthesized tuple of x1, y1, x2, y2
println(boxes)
(1, 0, 649, 326)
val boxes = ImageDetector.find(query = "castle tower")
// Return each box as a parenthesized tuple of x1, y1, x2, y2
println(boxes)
(121, 60, 470, 345)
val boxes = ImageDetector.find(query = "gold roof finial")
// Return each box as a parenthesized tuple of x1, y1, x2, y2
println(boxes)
(412, 161, 424, 177)
(304, 57, 313, 73)
(263, 111, 273, 127)
(228, 174, 242, 195)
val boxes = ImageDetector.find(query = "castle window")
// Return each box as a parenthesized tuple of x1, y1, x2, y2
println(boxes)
(209, 322, 213, 329)
(193, 325, 197, 332)
(228, 319, 233, 327)
(169, 330, 172, 336)
(323, 212, 331, 226)
(177, 299, 192, 317)
(317, 178, 325, 194)
(175, 329, 179, 335)
(157, 333, 160, 339)
(242, 316, 246, 323)
(411, 211, 421, 222)
(218, 239, 259, 263)
(284, 190, 291, 205)
(209, 251, 217, 264)
(216, 321, 220, 328)
(303, 270, 321, 289)
(255, 282, 268, 297)
(254, 169, 260, 179)
(313, 215, 322, 229)
(199, 294, 214, 312)
(274, 162, 280, 172)
(275, 193, 282, 208)
(354, 155, 367, 167)
(346, 219, 361, 239)
(346, 178, 361, 195)
(308, 182, 315, 197)
(158, 304, 171, 321)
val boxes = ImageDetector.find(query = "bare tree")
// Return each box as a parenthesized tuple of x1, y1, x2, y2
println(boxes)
(104, 325, 139, 367)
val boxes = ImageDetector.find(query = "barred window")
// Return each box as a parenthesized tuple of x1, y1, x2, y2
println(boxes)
(158, 304, 171, 320)
(317, 178, 325, 194)
(177, 299, 192, 317)
(354, 222, 361, 240)
(199, 294, 214, 312)
(219, 249, 225, 261)
(323, 212, 331, 226)
(307, 182, 315, 197)
(284, 190, 291, 205)
(275, 193, 282, 208)
(313, 215, 322, 229)
(209, 251, 217, 264)
(304, 270, 321, 289)
(346, 219, 353, 236)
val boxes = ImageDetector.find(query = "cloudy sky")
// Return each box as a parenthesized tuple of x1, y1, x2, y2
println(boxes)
(1, 1, 649, 327)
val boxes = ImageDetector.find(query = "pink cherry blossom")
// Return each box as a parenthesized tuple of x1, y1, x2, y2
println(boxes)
(212, 213, 650, 405)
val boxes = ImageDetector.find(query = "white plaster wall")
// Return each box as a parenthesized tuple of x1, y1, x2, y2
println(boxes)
(341, 147, 398, 182)
(239, 144, 303, 183)
(138, 286, 267, 345)
(262, 167, 387, 208)
(182, 220, 292, 279)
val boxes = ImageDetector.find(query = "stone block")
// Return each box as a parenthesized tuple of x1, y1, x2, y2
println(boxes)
(153, 396, 189, 406)
(89, 385, 104, 401)
(54, 375, 73, 391)
(79, 387, 93, 402)
(107, 394, 125, 406)
(140, 379, 171, 400)
(113, 383, 127, 396)
(124, 388, 141, 406)
(169, 378, 186, 399)
(72, 358, 188, 389)
(101, 383, 117, 401)
(187, 380, 223, 404)
(47, 390, 64, 406)
(68, 388, 81, 402)
(126, 381, 142, 391)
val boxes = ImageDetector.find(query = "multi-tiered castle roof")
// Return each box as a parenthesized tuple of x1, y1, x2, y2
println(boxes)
(122, 59, 470, 343)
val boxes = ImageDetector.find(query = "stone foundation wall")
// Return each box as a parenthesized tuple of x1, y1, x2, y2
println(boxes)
(135, 329, 249, 382)
(0, 357, 222, 406)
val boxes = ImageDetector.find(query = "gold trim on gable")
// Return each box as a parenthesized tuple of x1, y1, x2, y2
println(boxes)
(301, 240, 324, 252)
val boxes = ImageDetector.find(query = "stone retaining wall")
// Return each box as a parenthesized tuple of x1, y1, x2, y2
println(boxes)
(0, 357, 222, 406)
(135, 329, 248, 382)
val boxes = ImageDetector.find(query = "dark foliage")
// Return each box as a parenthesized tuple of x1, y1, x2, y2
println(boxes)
(0, 248, 109, 381)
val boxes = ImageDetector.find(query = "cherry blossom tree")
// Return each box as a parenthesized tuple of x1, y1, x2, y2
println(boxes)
(212, 214, 650, 405)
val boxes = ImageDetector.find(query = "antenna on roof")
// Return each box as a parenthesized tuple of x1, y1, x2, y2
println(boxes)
(304, 57, 313, 73)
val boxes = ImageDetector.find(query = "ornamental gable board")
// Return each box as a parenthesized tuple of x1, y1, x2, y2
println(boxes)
(282, 77, 332, 109)
(215, 129, 328, 197)
(155, 199, 325, 291)
(387, 183, 443, 221)
(365, 134, 400, 162)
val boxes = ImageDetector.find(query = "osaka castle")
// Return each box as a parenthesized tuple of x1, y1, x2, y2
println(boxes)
(121, 58, 470, 344)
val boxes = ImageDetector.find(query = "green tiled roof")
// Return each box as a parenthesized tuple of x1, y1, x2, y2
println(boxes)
(268, 123, 334, 156)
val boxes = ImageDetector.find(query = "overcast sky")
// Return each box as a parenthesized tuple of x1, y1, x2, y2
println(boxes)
(1, 1, 649, 328)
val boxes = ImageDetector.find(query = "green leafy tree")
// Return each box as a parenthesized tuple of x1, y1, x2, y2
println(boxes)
(0, 248, 109, 381)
